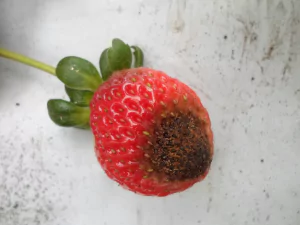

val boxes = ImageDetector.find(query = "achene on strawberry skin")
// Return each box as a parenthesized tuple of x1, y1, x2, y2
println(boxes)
(90, 68, 213, 196)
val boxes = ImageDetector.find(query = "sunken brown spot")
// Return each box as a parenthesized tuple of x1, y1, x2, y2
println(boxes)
(150, 112, 211, 181)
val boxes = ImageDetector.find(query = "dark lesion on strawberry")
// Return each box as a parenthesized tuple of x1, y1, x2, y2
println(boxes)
(150, 112, 212, 181)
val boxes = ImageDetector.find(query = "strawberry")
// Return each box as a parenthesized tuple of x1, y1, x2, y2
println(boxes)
(0, 39, 213, 196)
(90, 68, 213, 196)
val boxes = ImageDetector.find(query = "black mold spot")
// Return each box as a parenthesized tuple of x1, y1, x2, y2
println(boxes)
(151, 112, 211, 181)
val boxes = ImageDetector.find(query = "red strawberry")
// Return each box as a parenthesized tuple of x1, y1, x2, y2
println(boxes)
(0, 39, 214, 197)
(90, 68, 213, 196)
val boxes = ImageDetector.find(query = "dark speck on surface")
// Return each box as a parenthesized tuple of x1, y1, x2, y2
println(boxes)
(265, 192, 270, 199)
(224, 35, 227, 40)
(251, 77, 255, 81)
(16, 103, 20, 106)
(206, 197, 212, 213)
(13, 203, 19, 209)
(261, 159, 264, 163)
(266, 215, 270, 221)
(117, 5, 123, 13)
(136, 208, 142, 225)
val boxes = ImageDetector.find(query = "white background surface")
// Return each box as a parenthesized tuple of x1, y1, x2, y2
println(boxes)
(0, 0, 300, 224)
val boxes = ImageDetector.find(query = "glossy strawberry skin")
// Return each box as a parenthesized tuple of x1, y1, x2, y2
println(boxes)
(90, 68, 213, 196)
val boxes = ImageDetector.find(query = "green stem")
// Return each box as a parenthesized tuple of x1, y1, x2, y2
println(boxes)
(0, 48, 56, 75)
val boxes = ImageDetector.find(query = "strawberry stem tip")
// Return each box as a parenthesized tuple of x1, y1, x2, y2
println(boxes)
(0, 48, 56, 75)
(0, 39, 144, 129)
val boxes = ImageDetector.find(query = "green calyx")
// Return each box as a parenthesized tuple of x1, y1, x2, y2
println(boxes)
(0, 38, 144, 129)
(100, 39, 132, 80)
(131, 46, 144, 68)
(65, 86, 93, 107)
(47, 99, 90, 129)
(56, 56, 102, 92)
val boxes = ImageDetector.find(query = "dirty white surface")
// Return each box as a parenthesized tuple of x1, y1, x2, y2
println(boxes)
(0, 0, 300, 225)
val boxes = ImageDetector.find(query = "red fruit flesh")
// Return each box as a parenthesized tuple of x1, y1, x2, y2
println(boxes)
(90, 68, 213, 196)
